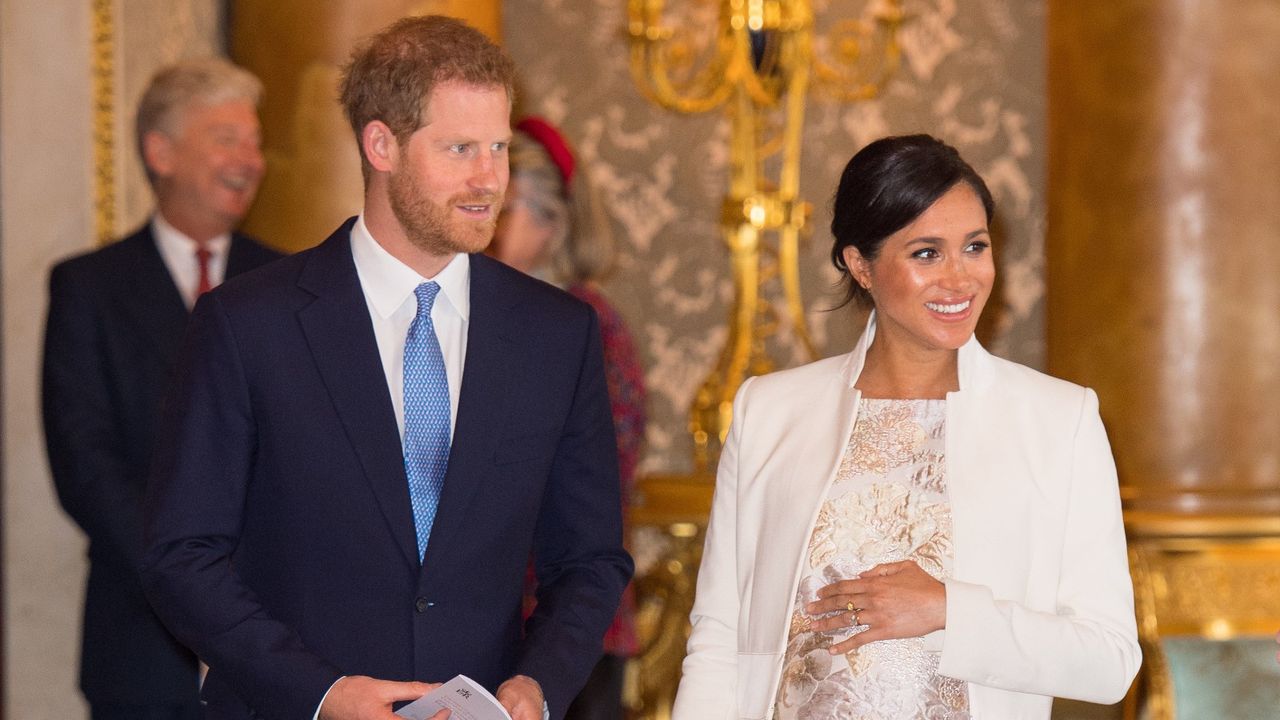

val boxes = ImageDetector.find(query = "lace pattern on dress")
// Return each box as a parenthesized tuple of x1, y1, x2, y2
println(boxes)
(774, 399, 969, 720)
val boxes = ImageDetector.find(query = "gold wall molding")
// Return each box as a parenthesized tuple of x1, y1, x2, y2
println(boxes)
(90, 0, 223, 244)
(91, 0, 117, 245)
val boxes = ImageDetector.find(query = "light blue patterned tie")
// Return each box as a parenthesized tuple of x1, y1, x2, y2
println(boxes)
(403, 281, 451, 563)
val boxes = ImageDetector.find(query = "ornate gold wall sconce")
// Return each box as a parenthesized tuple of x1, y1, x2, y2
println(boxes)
(628, 0, 904, 472)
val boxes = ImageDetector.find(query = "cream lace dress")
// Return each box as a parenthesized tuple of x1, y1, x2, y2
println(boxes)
(774, 399, 970, 720)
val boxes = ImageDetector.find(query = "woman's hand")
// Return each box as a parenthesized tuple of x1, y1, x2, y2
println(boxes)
(805, 560, 947, 654)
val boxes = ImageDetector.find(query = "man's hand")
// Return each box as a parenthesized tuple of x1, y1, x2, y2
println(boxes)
(805, 560, 946, 654)
(496, 674, 545, 720)
(318, 675, 445, 720)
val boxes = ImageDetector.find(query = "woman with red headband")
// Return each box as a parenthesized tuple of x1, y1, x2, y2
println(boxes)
(491, 117, 646, 720)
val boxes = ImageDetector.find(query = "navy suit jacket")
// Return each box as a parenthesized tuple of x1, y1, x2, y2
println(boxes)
(141, 219, 633, 720)
(42, 225, 281, 705)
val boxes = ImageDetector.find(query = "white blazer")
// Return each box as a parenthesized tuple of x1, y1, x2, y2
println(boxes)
(672, 316, 1141, 720)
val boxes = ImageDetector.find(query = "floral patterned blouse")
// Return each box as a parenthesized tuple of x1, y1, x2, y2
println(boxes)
(774, 399, 969, 720)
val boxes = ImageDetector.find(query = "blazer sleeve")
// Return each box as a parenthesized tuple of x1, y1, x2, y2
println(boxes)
(671, 377, 755, 720)
(42, 262, 146, 566)
(515, 306, 636, 719)
(937, 387, 1141, 704)
(140, 292, 342, 720)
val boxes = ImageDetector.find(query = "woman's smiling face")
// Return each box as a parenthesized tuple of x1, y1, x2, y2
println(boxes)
(844, 182, 995, 356)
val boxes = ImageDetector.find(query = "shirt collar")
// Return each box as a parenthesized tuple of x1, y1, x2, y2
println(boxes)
(350, 213, 471, 321)
(151, 212, 231, 257)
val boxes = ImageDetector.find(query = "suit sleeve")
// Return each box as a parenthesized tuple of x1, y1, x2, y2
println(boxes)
(42, 262, 147, 566)
(670, 377, 754, 720)
(140, 292, 341, 720)
(515, 307, 635, 719)
(937, 387, 1141, 703)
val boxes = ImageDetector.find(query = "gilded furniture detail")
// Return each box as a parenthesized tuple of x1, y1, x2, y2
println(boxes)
(626, 475, 714, 720)
(1124, 514, 1280, 720)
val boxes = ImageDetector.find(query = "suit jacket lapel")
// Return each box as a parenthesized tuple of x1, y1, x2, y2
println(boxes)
(118, 227, 190, 360)
(225, 232, 261, 279)
(421, 255, 514, 568)
(296, 221, 420, 567)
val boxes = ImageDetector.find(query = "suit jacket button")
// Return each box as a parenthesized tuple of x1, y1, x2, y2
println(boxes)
(415, 597, 429, 613)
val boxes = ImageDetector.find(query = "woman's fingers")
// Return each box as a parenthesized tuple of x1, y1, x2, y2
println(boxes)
(808, 608, 863, 632)
(807, 578, 871, 618)
(860, 559, 912, 578)
(829, 624, 882, 655)
(814, 578, 866, 599)
(806, 592, 869, 617)
(806, 560, 948, 650)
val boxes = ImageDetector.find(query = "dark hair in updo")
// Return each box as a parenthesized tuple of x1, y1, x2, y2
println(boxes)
(830, 134, 995, 307)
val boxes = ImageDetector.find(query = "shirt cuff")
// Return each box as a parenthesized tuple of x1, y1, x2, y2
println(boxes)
(314, 676, 344, 720)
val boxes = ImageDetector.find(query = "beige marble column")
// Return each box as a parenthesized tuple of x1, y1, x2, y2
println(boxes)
(231, 1, 502, 252)
(1047, 0, 1280, 516)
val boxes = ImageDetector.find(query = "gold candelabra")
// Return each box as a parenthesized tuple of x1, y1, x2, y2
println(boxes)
(628, 0, 903, 472)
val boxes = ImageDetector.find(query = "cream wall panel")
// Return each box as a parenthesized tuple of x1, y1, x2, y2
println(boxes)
(2, 2, 95, 718)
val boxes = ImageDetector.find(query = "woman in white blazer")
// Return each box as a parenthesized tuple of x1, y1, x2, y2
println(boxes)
(672, 135, 1140, 720)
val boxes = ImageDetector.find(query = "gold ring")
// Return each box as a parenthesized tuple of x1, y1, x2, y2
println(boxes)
(853, 610, 862, 626)
(845, 602, 855, 612)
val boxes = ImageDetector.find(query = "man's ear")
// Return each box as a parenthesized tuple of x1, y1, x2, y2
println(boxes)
(842, 245, 873, 291)
(361, 121, 399, 174)
(142, 130, 175, 179)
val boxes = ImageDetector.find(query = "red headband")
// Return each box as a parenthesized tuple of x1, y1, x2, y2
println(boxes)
(516, 116, 575, 189)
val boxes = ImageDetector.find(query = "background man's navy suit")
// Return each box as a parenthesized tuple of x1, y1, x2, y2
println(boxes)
(42, 225, 281, 710)
(142, 219, 633, 720)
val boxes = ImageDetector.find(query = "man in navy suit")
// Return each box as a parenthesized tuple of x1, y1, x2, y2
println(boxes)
(141, 16, 632, 720)
(42, 58, 280, 720)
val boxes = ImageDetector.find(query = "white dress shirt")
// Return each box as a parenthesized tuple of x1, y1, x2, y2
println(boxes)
(349, 214, 469, 439)
(151, 213, 231, 310)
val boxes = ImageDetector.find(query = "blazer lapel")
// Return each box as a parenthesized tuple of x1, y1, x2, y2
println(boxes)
(421, 255, 513, 568)
(750, 360, 860, 649)
(296, 221, 419, 567)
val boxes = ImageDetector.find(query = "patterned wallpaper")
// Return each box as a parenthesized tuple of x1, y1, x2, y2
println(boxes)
(504, 0, 1047, 476)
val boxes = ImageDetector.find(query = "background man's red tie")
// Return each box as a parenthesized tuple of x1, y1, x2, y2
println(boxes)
(195, 247, 213, 296)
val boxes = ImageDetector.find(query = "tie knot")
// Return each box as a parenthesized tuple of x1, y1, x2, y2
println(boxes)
(414, 281, 441, 317)
(195, 247, 212, 262)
